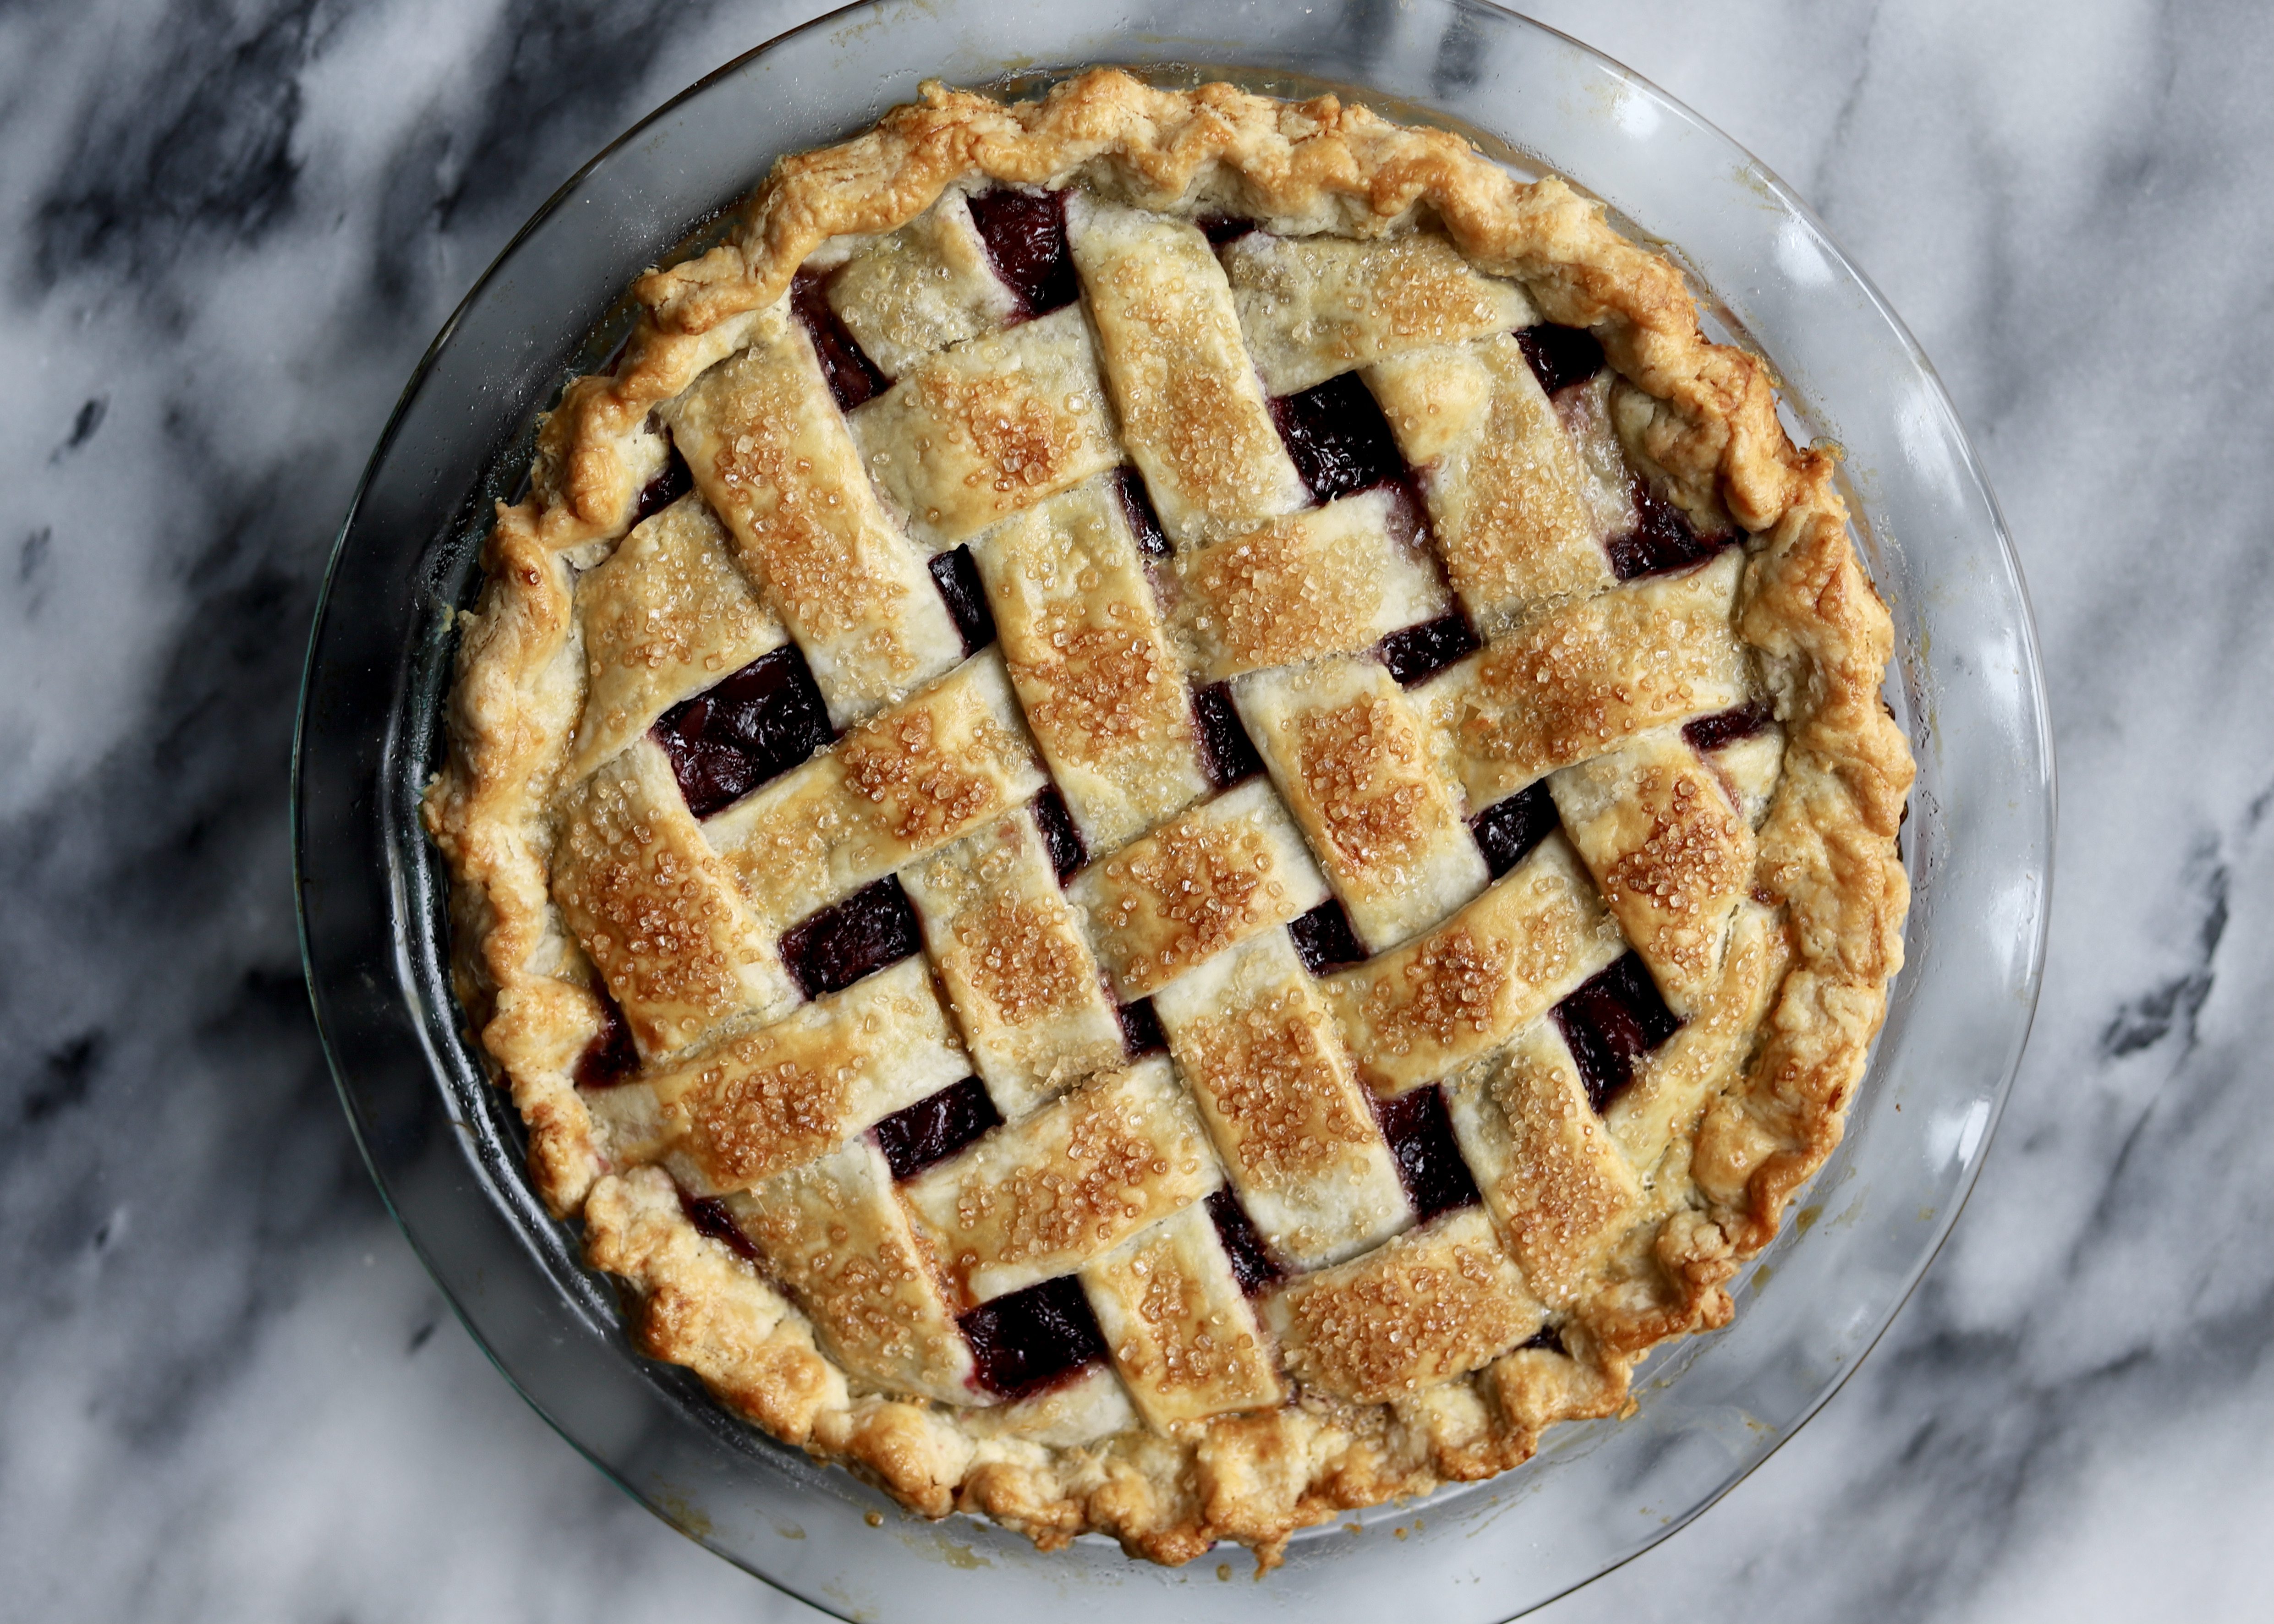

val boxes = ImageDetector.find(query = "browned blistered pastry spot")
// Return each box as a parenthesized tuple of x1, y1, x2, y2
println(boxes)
(914, 366, 1087, 509)
(1355, 924, 1512, 1054)
(951, 1081, 1196, 1268)
(1178, 992, 1376, 1188)
(954, 888, 1095, 1028)
(1184, 514, 1371, 673)
(841, 706, 1007, 846)
(1601, 761, 1749, 985)
(1293, 694, 1429, 883)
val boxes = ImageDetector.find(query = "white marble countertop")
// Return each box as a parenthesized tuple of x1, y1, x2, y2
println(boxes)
(5, 1, 2269, 1617)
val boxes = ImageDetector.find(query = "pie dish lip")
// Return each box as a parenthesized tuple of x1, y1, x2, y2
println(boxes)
(290, 0, 2052, 1617)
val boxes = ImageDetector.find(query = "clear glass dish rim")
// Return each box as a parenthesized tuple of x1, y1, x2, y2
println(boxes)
(291, 2, 2055, 1619)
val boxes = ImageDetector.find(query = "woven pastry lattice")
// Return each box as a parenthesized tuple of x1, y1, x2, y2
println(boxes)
(538, 178, 1789, 1434)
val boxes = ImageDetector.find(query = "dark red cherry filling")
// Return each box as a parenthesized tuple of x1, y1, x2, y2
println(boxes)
(1193, 683, 1265, 789)
(574, 988, 641, 1089)
(652, 645, 835, 819)
(1682, 698, 1775, 754)
(1376, 611, 1479, 687)
(1197, 212, 1259, 246)
(1552, 952, 1682, 1113)
(874, 1076, 1002, 1182)
(678, 1188, 760, 1263)
(1606, 475, 1734, 581)
(967, 187, 1078, 317)
(927, 545, 997, 653)
(630, 437, 694, 526)
(789, 268, 888, 410)
(1515, 322, 1606, 395)
(960, 1276, 1107, 1400)
(1288, 897, 1367, 976)
(1374, 1083, 1482, 1223)
(1270, 372, 1409, 505)
(1519, 1323, 1567, 1356)
(1470, 782, 1560, 879)
(778, 877, 925, 1000)
(1115, 466, 1172, 559)
(1117, 997, 1167, 1058)
(1029, 786, 1087, 884)
(1206, 1187, 1282, 1296)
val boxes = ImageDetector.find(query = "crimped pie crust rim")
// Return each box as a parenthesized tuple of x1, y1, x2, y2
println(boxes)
(420, 68, 1912, 1571)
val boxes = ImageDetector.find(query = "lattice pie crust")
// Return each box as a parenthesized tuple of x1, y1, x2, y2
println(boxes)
(422, 71, 1912, 1570)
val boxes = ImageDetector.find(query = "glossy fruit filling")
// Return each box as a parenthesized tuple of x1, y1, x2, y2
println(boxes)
(1553, 952, 1683, 1113)
(1028, 786, 1087, 884)
(652, 646, 835, 819)
(1288, 897, 1367, 975)
(1376, 610, 1479, 687)
(789, 268, 888, 410)
(1117, 997, 1167, 1058)
(1682, 698, 1775, 753)
(1271, 372, 1409, 505)
(1470, 782, 1560, 879)
(574, 989, 640, 1089)
(927, 545, 997, 653)
(959, 1275, 1107, 1400)
(778, 878, 925, 1001)
(1515, 322, 1606, 395)
(1374, 1083, 1483, 1223)
(967, 187, 1078, 317)
(873, 1076, 1002, 1182)
(1192, 683, 1265, 789)
(1206, 1187, 1282, 1296)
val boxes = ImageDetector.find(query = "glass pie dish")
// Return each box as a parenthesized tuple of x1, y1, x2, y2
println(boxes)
(292, 1, 2052, 1618)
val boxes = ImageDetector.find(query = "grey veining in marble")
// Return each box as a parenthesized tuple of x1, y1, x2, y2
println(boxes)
(4, 0, 2270, 1617)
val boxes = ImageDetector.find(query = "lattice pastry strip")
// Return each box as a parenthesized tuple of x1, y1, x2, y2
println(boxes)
(1323, 832, 1626, 1097)
(1413, 548, 1752, 811)
(1079, 1200, 1285, 1430)
(1233, 656, 1488, 952)
(1151, 930, 1410, 1271)
(722, 1137, 979, 1403)
(1065, 195, 1308, 545)
(849, 305, 1123, 550)
(902, 1056, 1223, 1304)
(1068, 778, 1332, 1000)
(641, 957, 970, 1194)
(701, 650, 1047, 932)
(1548, 726, 1757, 1017)
(1265, 1207, 1546, 1404)
(1221, 230, 1539, 397)
(1174, 486, 1453, 681)
(663, 298, 963, 726)
(566, 493, 787, 780)
(970, 473, 1210, 853)
(899, 803, 1126, 1122)
(551, 738, 798, 1057)
(817, 190, 1022, 380)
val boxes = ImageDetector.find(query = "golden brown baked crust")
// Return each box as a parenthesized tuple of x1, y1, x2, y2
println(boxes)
(421, 69, 1912, 1571)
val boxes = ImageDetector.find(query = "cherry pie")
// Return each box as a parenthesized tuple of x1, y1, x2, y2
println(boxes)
(424, 70, 1912, 1570)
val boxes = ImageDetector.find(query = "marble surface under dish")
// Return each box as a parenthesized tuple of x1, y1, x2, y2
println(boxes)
(4, 0, 2269, 1617)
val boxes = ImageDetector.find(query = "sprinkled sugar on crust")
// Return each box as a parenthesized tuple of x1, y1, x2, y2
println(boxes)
(422, 69, 1912, 1572)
